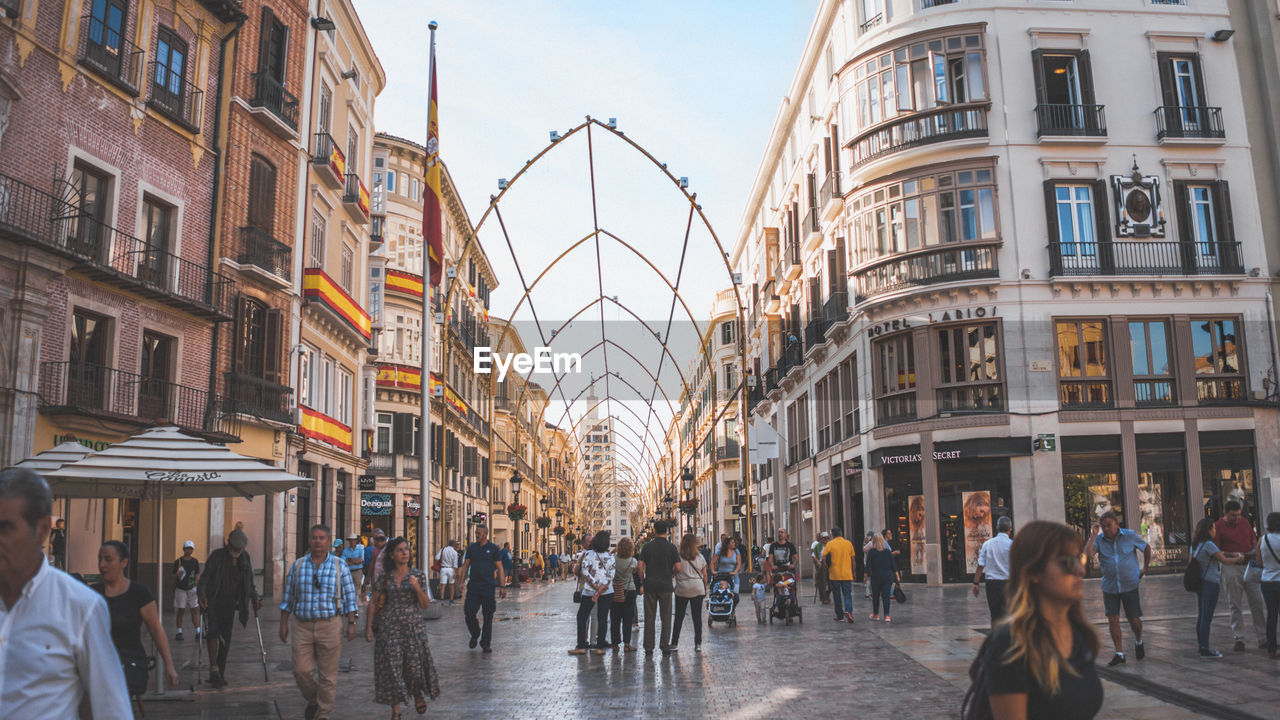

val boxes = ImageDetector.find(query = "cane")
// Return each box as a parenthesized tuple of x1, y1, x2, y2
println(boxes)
(253, 608, 269, 682)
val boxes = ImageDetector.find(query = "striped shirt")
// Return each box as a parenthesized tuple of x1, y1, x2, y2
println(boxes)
(279, 555, 358, 621)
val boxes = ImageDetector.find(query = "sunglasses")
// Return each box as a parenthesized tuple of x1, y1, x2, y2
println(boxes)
(1051, 553, 1087, 574)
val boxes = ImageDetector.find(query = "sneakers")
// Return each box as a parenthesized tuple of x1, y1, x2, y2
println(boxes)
(175, 629, 184, 641)
(194, 627, 202, 639)
(869, 614, 880, 621)
(304, 703, 318, 720)
(695, 645, 702, 652)
(883, 616, 891, 623)
(1107, 653, 1126, 667)
(833, 616, 844, 622)
(1135, 641, 1145, 661)
(568, 648, 587, 655)
(1199, 648, 1224, 658)
(469, 634, 479, 649)
(591, 648, 606, 655)
(208, 670, 228, 689)
(1233, 640, 1247, 652)
(624, 645, 637, 652)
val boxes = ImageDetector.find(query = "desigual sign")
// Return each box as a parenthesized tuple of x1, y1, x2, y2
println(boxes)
(361, 493, 393, 516)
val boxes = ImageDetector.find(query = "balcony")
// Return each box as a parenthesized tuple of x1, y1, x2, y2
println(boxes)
(804, 316, 829, 353)
(715, 441, 740, 461)
(494, 396, 513, 413)
(824, 291, 849, 326)
(850, 101, 990, 169)
(311, 133, 346, 188)
(224, 372, 293, 424)
(237, 226, 291, 282)
(1059, 380, 1112, 410)
(876, 394, 917, 427)
(79, 14, 143, 96)
(147, 62, 203, 132)
(783, 242, 803, 282)
(369, 452, 395, 476)
(819, 171, 842, 222)
(1035, 104, 1107, 139)
(370, 215, 385, 245)
(922, 0, 958, 6)
(343, 173, 370, 223)
(0, 172, 81, 258)
(801, 204, 822, 254)
(1134, 379, 1176, 407)
(248, 72, 299, 137)
(859, 13, 882, 35)
(1047, 241, 1243, 277)
(854, 244, 999, 303)
(368, 452, 422, 478)
(1155, 106, 1225, 143)
(40, 362, 240, 442)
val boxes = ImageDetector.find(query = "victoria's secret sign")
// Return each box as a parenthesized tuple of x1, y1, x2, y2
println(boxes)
(868, 307, 997, 338)
(879, 450, 962, 465)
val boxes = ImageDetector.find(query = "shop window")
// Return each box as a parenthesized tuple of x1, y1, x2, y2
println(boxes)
(1137, 451, 1189, 568)
(873, 333, 916, 424)
(936, 322, 1003, 413)
(938, 459, 1012, 583)
(1128, 320, 1174, 406)
(850, 166, 997, 267)
(1055, 319, 1111, 409)
(883, 465, 924, 581)
(1061, 451, 1124, 573)
(1200, 447, 1256, 521)
(1190, 317, 1244, 402)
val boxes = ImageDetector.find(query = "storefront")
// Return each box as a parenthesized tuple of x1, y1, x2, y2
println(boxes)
(405, 495, 421, 561)
(360, 492, 394, 539)
(1060, 435, 1124, 570)
(1200, 430, 1257, 521)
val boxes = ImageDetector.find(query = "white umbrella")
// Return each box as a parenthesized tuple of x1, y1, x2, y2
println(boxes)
(41, 426, 313, 694)
(10, 440, 96, 474)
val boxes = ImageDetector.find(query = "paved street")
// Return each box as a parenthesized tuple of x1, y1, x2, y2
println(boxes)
(136, 574, 1279, 719)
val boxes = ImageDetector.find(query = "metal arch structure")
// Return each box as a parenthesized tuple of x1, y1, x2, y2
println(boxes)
(433, 116, 755, 560)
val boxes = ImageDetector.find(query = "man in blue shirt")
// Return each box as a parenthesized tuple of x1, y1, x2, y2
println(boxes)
(457, 526, 507, 652)
(498, 542, 514, 587)
(1085, 511, 1151, 666)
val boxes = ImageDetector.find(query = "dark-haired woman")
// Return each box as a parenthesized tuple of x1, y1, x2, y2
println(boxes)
(569, 531, 614, 656)
(1260, 511, 1280, 659)
(365, 536, 439, 718)
(94, 541, 179, 695)
(1191, 517, 1247, 659)
(973, 521, 1103, 720)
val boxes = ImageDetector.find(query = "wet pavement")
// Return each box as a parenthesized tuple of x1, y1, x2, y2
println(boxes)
(135, 574, 1279, 719)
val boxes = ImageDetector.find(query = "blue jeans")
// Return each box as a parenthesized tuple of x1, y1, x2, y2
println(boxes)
(1262, 581, 1280, 654)
(830, 580, 853, 618)
(1197, 581, 1221, 651)
(577, 595, 611, 649)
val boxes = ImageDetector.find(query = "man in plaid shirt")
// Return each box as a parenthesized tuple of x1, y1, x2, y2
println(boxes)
(280, 524, 359, 720)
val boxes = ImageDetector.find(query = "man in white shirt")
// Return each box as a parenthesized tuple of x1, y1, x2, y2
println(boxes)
(436, 539, 460, 604)
(972, 516, 1014, 624)
(0, 468, 132, 718)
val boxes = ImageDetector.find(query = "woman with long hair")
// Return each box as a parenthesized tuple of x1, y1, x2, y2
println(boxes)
(671, 534, 709, 652)
(610, 537, 640, 652)
(94, 541, 180, 696)
(866, 534, 900, 622)
(570, 531, 615, 656)
(714, 536, 742, 596)
(973, 521, 1102, 720)
(1191, 517, 1247, 658)
(365, 537, 439, 718)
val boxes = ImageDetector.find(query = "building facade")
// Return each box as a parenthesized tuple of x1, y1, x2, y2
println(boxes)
(735, 0, 1280, 585)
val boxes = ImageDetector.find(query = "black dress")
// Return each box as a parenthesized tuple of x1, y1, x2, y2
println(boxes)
(982, 624, 1104, 720)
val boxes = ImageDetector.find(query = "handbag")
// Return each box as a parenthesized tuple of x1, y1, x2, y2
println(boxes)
(119, 651, 152, 696)
(892, 582, 908, 604)
(1184, 544, 1205, 593)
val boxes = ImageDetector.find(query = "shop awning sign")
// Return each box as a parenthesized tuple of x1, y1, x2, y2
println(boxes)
(361, 492, 393, 516)
(405, 495, 421, 517)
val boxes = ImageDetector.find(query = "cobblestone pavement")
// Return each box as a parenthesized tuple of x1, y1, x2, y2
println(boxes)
(137, 574, 1279, 719)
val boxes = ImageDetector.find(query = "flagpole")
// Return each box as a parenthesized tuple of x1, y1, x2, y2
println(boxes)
(419, 20, 437, 573)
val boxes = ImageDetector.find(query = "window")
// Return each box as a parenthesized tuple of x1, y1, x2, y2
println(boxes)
(786, 394, 811, 465)
(68, 309, 111, 410)
(839, 354, 858, 439)
(68, 162, 110, 257)
(234, 296, 282, 382)
(1045, 180, 1114, 274)
(299, 344, 318, 409)
(257, 7, 288, 84)
(309, 210, 326, 268)
(874, 333, 916, 424)
(936, 322, 1003, 412)
(411, 179, 420, 201)
(346, 126, 359, 173)
(376, 413, 393, 453)
(723, 362, 736, 394)
(1129, 320, 1174, 406)
(151, 27, 187, 114)
(848, 32, 986, 132)
(1032, 50, 1102, 136)
(1056, 320, 1111, 409)
(720, 321, 735, 345)
(320, 355, 333, 415)
(1053, 184, 1096, 256)
(318, 82, 332, 133)
(340, 244, 353, 291)
(1191, 318, 1244, 402)
(86, 0, 129, 79)
(248, 155, 277, 232)
(1172, 181, 1237, 272)
(851, 166, 997, 266)
(138, 330, 174, 418)
(387, 170, 396, 193)
(139, 196, 172, 285)
(336, 367, 353, 425)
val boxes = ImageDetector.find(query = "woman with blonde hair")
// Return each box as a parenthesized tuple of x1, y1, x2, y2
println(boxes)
(609, 537, 640, 651)
(671, 533, 709, 652)
(968, 521, 1103, 720)
(865, 534, 899, 622)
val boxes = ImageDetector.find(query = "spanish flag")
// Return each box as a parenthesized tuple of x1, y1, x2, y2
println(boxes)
(423, 38, 444, 287)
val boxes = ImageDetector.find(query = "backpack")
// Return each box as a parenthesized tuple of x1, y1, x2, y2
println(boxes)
(961, 634, 996, 720)
(1183, 544, 1203, 593)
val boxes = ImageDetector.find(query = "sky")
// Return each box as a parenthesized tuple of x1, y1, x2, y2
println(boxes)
(358, 0, 814, 472)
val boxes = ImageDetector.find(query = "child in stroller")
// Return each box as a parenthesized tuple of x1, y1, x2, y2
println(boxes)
(770, 570, 803, 624)
(706, 572, 738, 627)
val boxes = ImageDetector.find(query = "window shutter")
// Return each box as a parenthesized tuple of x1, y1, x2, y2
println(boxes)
(1171, 181, 1192, 244)
(827, 249, 840, 298)
(1191, 55, 1207, 105)
(1156, 53, 1177, 108)
(1031, 50, 1046, 105)
(1043, 180, 1060, 244)
(431, 423, 444, 462)
(232, 296, 248, 375)
(1212, 181, 1237, 270)
(393, 413, 413, 455)
(257, 8, 275, 73)
(1091, 178, 1112, 240)
(809, 275, 823, 317)
(1077, 50, 1096, 105)
(248, 157, 277, 232)
(264, 308, 282, 383)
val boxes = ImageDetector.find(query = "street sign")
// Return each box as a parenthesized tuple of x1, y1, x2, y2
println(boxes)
(1034, 433, 1057, 452)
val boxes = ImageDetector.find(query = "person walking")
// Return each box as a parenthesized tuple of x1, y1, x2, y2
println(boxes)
(637, 520, 682, 656)
(279, 524, 359, 720)
(197, 528, 261, 688)
(713, 536, 742, 596)
(435, 540, 460, 604)
(811, 531, 830, 604)
(93, 541, 180, 696)
(173, 539, 200, 641)
(764, 529, 798, 577)
(973, 516, 1014, 625)
(548, 550, 560, 581)
(362, 530, 387, 602)
(863, 532, 876, 597)
(1191, 517, 1248, 658)
(341, 534, 365, 602)
(1215, 501, 1266, 651)
(752, 574, 768, 624)
(968, 521, 1102, 720)
(457, 526, 507, 652)
(570, 531, 615, 655)
(822, 526, 856, 623)
(1084, 511, 1150, 666)
(1259, 511, 1280, 659)
(0, 468, 132, 717)
(610, 537, 640, 651)
(498, 542, 514, 588)
(671, 533, 708, 652)
(365, 537, 439, 718)
(866, 534, 900, 622)
(50, 517, 67, 570)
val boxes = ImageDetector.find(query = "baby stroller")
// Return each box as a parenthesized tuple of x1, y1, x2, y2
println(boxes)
(707, 572, 738, 627)
(769, 571, 803, 625)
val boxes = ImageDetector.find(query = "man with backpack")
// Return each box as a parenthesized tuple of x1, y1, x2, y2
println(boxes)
(1085, 511, 1150, 667)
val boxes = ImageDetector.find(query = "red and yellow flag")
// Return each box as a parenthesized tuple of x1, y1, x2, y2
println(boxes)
(423, 46, 444, 287)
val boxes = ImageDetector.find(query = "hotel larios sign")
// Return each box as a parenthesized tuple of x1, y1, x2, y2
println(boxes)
(867, 307, 997, 338)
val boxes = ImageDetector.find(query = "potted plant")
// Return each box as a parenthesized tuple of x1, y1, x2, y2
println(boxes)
(553, 524, 566, 535)
(506, 503, 527, 522)
(678, 498, 699, 515)
(535, 515, 552, 529)
(564, 531, 577, 544)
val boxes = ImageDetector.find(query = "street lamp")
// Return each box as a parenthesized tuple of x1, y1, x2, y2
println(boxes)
(555, 510, 563, 553)
(510, 472, 523, 571)
(539, 496, 550, 558)
(681, 467, 694, 535)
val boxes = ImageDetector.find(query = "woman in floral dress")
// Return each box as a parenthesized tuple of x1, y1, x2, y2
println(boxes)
(365, 537, 440, 718)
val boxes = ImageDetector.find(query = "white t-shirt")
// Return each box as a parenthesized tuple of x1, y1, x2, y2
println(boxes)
(1261, 532, 1280, 583)
(437, 545, 459, 569)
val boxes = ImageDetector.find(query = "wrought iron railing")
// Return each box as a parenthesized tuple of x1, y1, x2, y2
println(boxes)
(1196, 378, 1244, 403)
(1035, 104, 1107, 137)
(1134, 379, 1176, 407)
(343, 173, 369, 219)
(368, 453, 395, 475)
(859, 13, 882, 34)
(824, 291, 849, 324)
(855, 245, 999, 302)
(2, 0, 20, 20)
(715, 441, 740, 461)
(802, 205, 820, 237)
(250, 72, 299, 131)
(238, 226, 291, 279)
(819, 171, 840, 209)
(1059, 380, 1112, 410)
(370, 215, 385, 244)
(850, 102, 989, 168)
(937, 384, 1005, 414)
(80, 14, 143, 95)
(1047, 241, 1243, 277)
(40, 361, 239, 439)
(805, 316, 829, 350)
(148, 61, 202, 131)
(494, 451, 515, 468)
(1155, 106, 1225, 141)
(91, 231, 233, 315)
(0, 172, 77, 254)
(311, 132, 345, 178)
(224, 371, 293, 424)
